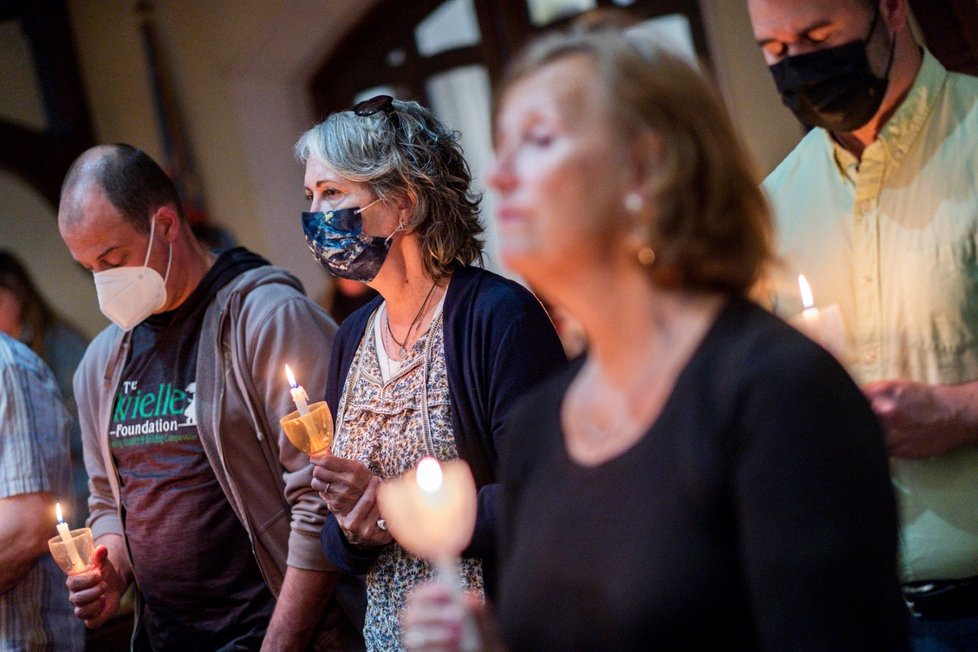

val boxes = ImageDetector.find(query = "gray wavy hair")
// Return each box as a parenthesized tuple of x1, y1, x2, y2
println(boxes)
(295, 99, 484, 279)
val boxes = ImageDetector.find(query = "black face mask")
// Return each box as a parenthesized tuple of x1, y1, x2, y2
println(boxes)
(769, 5, 895, 132)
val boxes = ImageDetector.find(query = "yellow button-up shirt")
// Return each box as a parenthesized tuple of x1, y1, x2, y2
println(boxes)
(764, 49, 978, 582)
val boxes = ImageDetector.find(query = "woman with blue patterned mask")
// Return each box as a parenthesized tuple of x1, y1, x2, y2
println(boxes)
(294, 95, 566, 652)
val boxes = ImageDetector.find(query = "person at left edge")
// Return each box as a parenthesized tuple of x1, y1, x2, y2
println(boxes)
(1, 333, 85, 651)
(0, 250, 90, 524)
(57, 144, 364, 651)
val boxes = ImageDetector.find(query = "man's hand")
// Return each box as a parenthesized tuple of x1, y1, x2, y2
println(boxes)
(310, 455, 373, 516)
(0, 492, 56, 594)
(863, 380, 978, 458)
(66, 536, 131, 629)
(336, 476, 392, 548)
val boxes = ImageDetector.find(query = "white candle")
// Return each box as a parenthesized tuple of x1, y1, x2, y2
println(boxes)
(284, 364, 310, 416)
(55, 502, 84, 573)
(791, 275, 848, 362)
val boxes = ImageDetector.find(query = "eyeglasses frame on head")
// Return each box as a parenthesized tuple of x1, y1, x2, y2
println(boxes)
(352, 94, 403, 136)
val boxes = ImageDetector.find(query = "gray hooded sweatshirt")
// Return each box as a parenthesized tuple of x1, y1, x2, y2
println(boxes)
(74, 264, 360, 645)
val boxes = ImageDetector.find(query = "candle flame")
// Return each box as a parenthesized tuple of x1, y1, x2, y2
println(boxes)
(416, 456, 443, 494)
(56, 501, 64, 524)
(285, 364, 297, 389)
(798, 274, 814, 310)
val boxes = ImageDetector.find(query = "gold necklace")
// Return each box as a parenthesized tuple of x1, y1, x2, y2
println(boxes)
(386, 281, 437, 357)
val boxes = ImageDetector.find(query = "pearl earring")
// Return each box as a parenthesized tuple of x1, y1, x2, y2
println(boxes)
(624, 192, 643, 213)
(637, 246, 656, 267)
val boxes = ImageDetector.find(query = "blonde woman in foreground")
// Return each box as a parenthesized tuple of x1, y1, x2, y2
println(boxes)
(402, 31, 908, 651)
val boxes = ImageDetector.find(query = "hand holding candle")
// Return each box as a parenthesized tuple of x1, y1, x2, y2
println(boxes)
(48, 502, 93, 575)
(280, 364, 334, 456)
(789, 274, 850, 364)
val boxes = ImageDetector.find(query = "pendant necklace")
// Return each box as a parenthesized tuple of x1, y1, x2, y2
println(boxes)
(386, 281, 437, 358)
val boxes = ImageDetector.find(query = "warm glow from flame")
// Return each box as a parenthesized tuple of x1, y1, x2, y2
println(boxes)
(285, 364, 297, 388)
(798, 274, 814, 310)
(56, 502, 64, 523)
(416, 457, 443, 494)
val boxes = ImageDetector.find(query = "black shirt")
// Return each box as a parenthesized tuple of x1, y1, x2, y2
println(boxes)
(111, 248, 276, 650)
(498, 297, 908, 651)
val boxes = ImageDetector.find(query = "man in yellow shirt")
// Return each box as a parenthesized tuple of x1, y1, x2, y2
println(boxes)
(748, 0, 978, 648)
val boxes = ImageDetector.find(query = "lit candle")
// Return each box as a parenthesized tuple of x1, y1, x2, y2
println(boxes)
(55, 502, 84, 573)
(284, 364, 310, 416)
(790, 274, 849, 363)
(416, 456, 444, 504)
(798, 274, 817, 320)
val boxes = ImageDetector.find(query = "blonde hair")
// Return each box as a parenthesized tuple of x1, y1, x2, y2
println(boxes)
(500, 32, 773, 295)
(295, 100, 483, 279)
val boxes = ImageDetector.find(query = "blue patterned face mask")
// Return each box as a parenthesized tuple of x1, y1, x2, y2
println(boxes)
(301, 199, 403, 283)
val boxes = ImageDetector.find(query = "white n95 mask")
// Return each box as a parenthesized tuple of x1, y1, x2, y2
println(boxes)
(93, 216, 173, 331)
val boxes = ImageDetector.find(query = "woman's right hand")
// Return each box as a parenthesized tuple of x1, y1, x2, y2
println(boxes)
(310, 454, 373, 516)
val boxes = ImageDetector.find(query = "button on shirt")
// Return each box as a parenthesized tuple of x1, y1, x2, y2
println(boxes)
(764, 49, 978, 582)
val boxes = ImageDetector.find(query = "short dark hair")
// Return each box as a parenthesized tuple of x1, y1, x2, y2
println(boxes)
(0, 250, 54, 356)
(61, 144, 184, 233)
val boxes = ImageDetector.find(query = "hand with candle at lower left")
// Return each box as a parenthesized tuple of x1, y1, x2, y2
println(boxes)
(65, 533, 132, 628)
(310, 454, 374, 516)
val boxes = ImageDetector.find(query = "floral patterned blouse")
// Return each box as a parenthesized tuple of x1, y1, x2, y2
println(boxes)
(332, 301, 484, 652)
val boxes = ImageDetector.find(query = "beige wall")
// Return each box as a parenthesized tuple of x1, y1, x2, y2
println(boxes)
(700, 0, 804, 177)
(65, 0, 286, 286)
(1, 0, 801, 339)
(0, 172, 104, 338)
(0, 20, 104, 336)
(62, 0, 377, 305)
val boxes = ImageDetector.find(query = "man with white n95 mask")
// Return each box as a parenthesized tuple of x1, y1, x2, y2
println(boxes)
(57, 143, 364, 651)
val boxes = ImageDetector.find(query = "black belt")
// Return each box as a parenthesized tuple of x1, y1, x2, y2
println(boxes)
(903, 576, 978, 619)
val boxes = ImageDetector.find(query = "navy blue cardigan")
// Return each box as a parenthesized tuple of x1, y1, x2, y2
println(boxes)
(320, 266, 567, 596)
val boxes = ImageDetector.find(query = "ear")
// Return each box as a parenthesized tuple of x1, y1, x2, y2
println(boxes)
(881, 0, 909, 33)
(624, 131, 664, 215)
(393, 190, 418, 227)
(155, 205, 182, 242)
